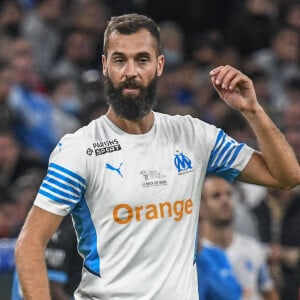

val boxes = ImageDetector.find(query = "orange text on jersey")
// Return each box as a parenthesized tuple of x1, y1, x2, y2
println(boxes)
(113, 199, 193, 224)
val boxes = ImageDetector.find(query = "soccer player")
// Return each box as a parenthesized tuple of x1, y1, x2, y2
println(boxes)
(15, 14, 300, 300)
(196, 219, 242, 300)
(199, 175, 279, 300)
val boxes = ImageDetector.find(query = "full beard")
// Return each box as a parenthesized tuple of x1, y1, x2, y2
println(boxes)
(104, 74, 158, 121)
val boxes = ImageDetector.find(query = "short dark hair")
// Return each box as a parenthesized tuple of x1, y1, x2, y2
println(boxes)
(103, 13, 161, 56)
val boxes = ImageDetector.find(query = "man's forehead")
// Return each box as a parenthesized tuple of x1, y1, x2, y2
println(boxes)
(204, 178, 232, 192)
(107, 29, 157, 55)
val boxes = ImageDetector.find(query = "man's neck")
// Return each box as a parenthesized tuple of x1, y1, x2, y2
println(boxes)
(202, 222, 234, 249)
(106, 107, 154, 134)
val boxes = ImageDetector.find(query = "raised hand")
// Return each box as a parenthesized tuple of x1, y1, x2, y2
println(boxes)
(210, 65, 259, 114)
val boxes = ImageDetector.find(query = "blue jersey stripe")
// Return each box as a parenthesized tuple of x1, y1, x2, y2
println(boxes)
(41, 182, 79, 202)
(210, 130, 226, 163)
(50, 163, 86, 185)
(39, 189, 77, 207)
(211, 141, 232, 168)
(207, 129, 246, 181)
(47, 170, 85, 192)
(72, 197, 100, 277)
(218, 143, 238, 167)
(44, 176, 81, 196)
(227, 143, 244, 167)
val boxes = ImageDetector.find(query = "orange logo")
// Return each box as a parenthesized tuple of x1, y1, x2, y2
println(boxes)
(113, 199, 193, 224)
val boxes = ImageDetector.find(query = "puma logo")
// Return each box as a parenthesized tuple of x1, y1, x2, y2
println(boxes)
(105, 163, 123, 177)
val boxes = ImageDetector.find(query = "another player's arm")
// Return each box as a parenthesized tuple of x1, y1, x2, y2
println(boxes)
(15, 206, 64, 300)
(49, 281, 70, 300)
(210, 65, 300, 189)
(261, 288, 280, 300)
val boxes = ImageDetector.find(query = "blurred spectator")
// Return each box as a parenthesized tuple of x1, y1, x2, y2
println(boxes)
(0, 187, 19, 238)
(69, 0, 110, 39)
(9, 37, 46, 92)
(0, 129, 45, 188)
(251, 24, 300, 110)
(282, 100, 300, 132)
(196, 215, 242, 300)
(0, 0, 23, 38)
(252, 187, 300, 300)
(279, 1, 300, 30)
(243, 62, 282, 125)
(9, 168, 45, 236)
(80, 69, 104, 111)
(232, 179, 265, 241)
(0, 237, 16, 273)
(51, 27, 98, 81)
(0, 60, 14, 129)
(0, 34, 16, 65)
(221, 110, 256, 148)
(200, 176, 279, 300)
(188, 30, 224, 76)
(8, 44, 80, 162)
(282, 96, 300, 161)
(47, 76, 82, 118)
(284, 74, 300, 104)
(229, 0, 277, 57)
(159, 21, 184, 71)
(21, 0, 65, 78)
(174, 61, 199, 106)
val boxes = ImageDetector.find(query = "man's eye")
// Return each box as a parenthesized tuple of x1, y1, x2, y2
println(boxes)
(115, 58, 124, 64)
(212, 192, 221, 199)
(139, 57, 148, 63)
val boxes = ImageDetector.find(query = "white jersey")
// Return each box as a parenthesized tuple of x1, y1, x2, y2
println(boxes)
(226, 233, 274, 300)
(34, 112, 254, 300)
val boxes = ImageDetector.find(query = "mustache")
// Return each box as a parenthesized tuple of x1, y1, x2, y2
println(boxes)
(119, 78, 142, 89)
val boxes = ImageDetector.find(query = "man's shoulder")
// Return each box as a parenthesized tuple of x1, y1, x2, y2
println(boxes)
(155, 111, 212, 130)
(231, 233, 265, 255)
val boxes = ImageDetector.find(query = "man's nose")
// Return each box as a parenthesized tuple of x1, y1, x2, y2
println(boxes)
(124, 60, 137, 77)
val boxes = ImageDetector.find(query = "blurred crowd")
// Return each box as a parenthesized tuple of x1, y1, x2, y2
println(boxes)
(0, 0, 299, 299)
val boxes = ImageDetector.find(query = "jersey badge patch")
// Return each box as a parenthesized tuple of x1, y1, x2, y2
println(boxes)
(174, 151, 194, 174)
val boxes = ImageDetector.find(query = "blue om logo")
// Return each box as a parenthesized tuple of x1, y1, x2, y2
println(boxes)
(174, 152, 193, 173)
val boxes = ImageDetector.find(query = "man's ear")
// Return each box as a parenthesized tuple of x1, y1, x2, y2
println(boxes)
(157, 55, 164, 77)
(102, 55, 107, 76)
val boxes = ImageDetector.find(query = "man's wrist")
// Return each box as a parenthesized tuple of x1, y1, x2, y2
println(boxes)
(241, 103, 265, 121)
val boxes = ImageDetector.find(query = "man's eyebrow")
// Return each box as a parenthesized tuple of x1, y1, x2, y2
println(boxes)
(111, 52, 125, 57)
(111, 51, 152, 58)
(135, 52, 151, 57)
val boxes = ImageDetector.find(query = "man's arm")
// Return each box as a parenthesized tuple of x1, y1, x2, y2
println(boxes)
(210, 65, 300, 189)
(15, 206, 64, 300)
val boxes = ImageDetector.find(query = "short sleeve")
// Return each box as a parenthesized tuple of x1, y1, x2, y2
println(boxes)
(34, 133, 87, 216)
(207, 129, 254, 182)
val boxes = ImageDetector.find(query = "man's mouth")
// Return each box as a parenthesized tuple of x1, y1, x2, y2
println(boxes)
(123, 85, 140, 93)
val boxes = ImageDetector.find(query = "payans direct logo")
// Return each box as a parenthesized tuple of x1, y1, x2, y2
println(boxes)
(93, 139, 121, 156)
